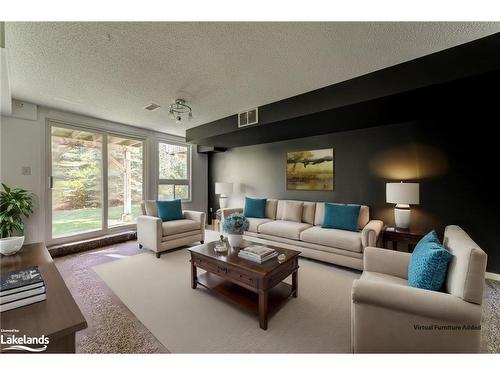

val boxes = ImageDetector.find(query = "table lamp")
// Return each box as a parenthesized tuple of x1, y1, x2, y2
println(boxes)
(215, 182, 233, 209)
(386, 182, 419, 229)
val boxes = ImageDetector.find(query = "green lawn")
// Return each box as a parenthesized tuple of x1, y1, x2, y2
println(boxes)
(52, 205, 141, 237)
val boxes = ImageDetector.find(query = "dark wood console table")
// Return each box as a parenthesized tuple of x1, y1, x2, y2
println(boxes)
(0, 243, 87, 353)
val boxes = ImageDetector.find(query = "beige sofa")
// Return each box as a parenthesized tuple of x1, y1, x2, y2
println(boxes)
(220, 199, 384, 270)
(137, 200, 206, 258)
(351, 225, 487, 353)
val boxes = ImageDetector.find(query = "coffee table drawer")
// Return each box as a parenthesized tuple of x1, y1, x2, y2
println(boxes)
(265, 258, 297, 289)
(225, 266, 258, 288)
(192, 254, 258, 288)
(192, 254, 220, 274)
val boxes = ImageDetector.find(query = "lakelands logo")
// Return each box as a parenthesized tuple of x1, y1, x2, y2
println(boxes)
(1, 329, 49, 352)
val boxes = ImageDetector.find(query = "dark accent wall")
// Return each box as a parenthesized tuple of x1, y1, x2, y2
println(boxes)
(208, 75, 500, 273)
(188, 33, 500, 147)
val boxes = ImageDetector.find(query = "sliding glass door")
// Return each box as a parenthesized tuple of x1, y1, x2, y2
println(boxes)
(51, 126, 103, 238)
(107, 135, 143, 227)
(49, 122, 145, 242)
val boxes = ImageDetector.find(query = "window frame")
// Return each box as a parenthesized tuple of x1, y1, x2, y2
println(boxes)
(157, 139, 192, 202)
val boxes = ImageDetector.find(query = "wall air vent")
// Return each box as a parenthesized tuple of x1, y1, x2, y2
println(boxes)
(238, 108, 258, 128)
(144, 103, 161, 111)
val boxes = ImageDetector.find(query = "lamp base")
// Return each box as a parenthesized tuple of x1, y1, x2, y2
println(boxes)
(394, 205, 411, 229)
(219, 196, 228, 209)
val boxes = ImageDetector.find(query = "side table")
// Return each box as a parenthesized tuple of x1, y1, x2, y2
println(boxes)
(382, 227, 425, 253)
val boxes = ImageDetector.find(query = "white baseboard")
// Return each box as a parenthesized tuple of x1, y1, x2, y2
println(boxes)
(485, 272, 500, 281)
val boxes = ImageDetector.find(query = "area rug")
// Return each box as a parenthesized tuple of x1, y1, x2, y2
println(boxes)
(93, 249, 360, 353)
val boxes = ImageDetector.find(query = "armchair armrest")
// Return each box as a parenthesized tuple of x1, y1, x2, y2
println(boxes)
(137, 215, 161, 252)
(183, 210, 206, 224)
(361, 220, 384, 248)
(219, 207, 243, 220)
(364, 247, 410, 279)
(352, 279, 481, 323)
(183, 210, 206, 241)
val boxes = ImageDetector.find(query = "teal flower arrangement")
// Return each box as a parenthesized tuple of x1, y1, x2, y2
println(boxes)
(222, 213, 249, 235)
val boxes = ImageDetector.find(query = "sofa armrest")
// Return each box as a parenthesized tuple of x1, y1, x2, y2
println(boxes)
(219, 207, 243, 220)
(137, 215, 162, 252)
(352, 279, 481, 323)
(364, 247, 411, 279)
(361, 220, 384, 248)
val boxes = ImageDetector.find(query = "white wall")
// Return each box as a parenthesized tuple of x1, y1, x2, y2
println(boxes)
(0, 103, 207, 244)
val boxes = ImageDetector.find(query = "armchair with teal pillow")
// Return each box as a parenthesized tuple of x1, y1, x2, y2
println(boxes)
(351, 225, 487, 353)
(137, 200, 206, 258)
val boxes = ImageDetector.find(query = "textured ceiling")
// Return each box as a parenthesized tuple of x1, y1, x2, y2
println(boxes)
(5, 22, 500, 136)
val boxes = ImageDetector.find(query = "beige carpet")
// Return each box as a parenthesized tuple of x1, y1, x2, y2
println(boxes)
(93, 249, 360, 353)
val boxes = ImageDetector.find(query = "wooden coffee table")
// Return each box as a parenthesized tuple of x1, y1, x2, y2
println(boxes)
(188, 239, 300, 330)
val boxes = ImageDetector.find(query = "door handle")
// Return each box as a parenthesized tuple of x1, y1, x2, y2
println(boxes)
(49, 176, 54, 189)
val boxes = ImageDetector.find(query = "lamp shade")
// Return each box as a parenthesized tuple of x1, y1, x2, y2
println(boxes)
(215, 182, 233, 195)
(386, 182, 419, 205)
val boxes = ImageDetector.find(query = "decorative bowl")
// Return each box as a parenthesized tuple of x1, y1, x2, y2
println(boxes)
(0, 236, 25, 256)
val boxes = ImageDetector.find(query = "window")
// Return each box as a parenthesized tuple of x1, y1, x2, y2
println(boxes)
(107, 135, 144, 227)
(158, 142, 190, 200)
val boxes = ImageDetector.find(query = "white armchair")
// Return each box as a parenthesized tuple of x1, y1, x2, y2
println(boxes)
(137, 200, 206, 258)
(351, 225, 487, 353)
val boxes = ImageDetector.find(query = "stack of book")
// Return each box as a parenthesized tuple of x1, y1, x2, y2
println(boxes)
(0, 266, 46, 312)
(238, 245, 278, 264)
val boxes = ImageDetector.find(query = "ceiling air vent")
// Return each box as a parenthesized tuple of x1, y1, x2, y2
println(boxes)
(238, 108, 258, 128)
(144, 103, 161, 111)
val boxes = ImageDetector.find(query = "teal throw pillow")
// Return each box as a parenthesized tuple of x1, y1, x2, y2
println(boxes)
(243, 197, 267, 218)
(321, 203, 360, 232)
(408, 230, 452, 291)
(156, 199, 183, 222)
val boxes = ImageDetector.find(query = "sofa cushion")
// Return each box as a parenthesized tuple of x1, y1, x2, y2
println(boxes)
(322, 203, 361, 232)
(162, 219, 201, 236)
(408, 230, 452, 291)
(258, 220, 312, 240)
(254, 232, 363, 259)
(300, 226, 363, 253)
(265, 199, 278, 219)
(276, 200, 316, 224)
(301, 201, 316, 224)
(361, 271, 408, 287)
(243, 197, 267, 218)
(314, 202, 369, 229)
(246, 217, 273, 233)
(283, 201, 303, 222)
(156, 199, 183, 222)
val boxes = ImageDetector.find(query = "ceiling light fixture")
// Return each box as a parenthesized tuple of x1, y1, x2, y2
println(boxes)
(169, 99, 193, 123)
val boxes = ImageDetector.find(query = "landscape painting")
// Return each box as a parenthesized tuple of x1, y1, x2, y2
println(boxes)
(286, 148, 335, 191)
